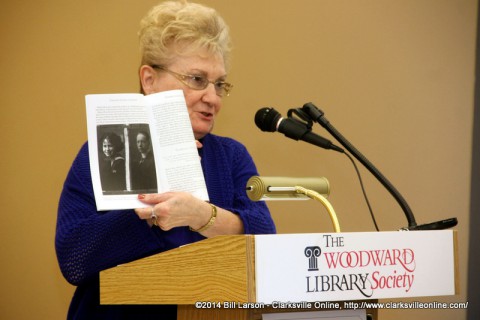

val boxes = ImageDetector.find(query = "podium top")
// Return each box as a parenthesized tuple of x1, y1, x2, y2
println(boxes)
(100, 231, 457, 305)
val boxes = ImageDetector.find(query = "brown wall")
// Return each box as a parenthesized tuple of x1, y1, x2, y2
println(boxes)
(0, 0, 476, 319)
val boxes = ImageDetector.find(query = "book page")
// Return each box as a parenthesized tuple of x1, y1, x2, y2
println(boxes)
(86, 91, 208, 211)
(146, 91, 209, 201)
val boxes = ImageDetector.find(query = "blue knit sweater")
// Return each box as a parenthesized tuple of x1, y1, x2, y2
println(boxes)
(55, 133, 276, 319)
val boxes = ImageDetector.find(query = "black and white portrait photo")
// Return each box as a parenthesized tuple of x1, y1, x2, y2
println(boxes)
(97, 126, 127, 194)
(128, 125, 158, 193)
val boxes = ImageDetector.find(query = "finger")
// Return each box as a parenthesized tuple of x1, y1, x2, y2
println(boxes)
(137, 193, 171, 204)
(195, 140, 203, 149)
(134, 207, 152, 220)
(156, 218, 172, 231)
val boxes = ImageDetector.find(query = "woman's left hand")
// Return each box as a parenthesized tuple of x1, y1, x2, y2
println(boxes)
(135, 192, 211, 231)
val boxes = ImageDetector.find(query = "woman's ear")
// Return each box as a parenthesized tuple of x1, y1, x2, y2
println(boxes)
(139, 65, 156, 94)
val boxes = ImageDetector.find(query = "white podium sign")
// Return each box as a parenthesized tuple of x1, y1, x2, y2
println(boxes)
(255, 230, 456, 303)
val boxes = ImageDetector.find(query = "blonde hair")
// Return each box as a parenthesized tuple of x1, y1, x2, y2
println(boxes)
(138, 0, 232, 69)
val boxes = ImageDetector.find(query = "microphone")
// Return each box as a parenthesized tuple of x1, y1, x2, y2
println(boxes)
(246, 176, 330, 201)
(255, 107, 344, 153)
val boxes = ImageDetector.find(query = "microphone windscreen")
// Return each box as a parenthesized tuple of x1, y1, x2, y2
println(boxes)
(255, 107, 281, 132)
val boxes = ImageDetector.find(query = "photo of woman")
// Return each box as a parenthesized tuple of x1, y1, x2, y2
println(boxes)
(98, 130, 126, 193)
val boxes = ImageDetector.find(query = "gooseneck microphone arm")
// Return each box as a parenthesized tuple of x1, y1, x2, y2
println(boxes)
(300, 102, 418, 229)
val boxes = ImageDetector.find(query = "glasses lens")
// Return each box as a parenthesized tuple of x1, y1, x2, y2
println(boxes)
(153, 66, 232, 96)
(184, 76, 208, 90)
(219, 82, 232, 96)
(213, 83, 224, 96)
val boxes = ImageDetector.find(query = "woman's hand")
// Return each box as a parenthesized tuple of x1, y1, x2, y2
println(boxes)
(134, 140, 207, 229)
(134, 192, 211, 231)
(134, 191, 244, 236)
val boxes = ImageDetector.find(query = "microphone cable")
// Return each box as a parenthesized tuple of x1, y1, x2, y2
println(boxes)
(343, 151, 380, 231)
(289, 107, 380, 231)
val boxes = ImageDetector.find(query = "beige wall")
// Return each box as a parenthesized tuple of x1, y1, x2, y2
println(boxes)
(0, 0, 476, 319)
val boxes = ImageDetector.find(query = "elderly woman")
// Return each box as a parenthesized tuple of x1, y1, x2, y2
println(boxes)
(55, 1, 276, 319)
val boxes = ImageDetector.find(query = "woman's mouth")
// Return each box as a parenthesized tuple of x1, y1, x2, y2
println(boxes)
(199, 111, 213, 119)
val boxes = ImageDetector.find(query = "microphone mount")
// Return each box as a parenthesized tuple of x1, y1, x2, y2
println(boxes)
(297, 102, 457, 231)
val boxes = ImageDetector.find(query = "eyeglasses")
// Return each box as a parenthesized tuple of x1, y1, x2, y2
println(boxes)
(151, 65, 233, 97)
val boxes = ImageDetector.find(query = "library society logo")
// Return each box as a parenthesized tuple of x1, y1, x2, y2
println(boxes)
(304, 246, 321, 271)
(303, 236, 417, 298)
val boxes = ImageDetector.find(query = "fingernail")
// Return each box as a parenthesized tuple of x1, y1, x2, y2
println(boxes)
(138, 194, 146, 200)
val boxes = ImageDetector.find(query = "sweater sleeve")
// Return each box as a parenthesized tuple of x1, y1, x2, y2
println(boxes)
(229, 142, 276, 235)
(55, 143, 163, 286)
(203, 136, 276, 235)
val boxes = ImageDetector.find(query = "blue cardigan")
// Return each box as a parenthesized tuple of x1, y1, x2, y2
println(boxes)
(56, 133, 276, 319)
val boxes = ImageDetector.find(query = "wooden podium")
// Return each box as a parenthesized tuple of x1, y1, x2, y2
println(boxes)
(100, 231, 457, 320)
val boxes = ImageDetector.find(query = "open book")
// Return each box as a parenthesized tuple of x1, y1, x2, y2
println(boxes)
(86, 90, 209, 211)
